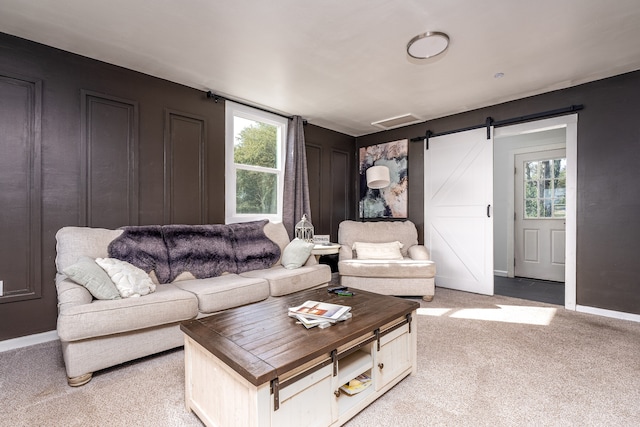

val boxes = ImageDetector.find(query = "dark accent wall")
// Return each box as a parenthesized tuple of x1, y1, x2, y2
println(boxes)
(356, 70, 640, 315)
(163, 110, 208, 224)
(0, 32, 355, 341)
(305, 125, 356, 242)
(80, 91, 139, 227)
(0, 73, 42, 305)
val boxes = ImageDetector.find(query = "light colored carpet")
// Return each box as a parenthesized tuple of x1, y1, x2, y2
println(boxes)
(1, 288, 638, 427)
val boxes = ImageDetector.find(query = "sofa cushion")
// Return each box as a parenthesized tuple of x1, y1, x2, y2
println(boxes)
(352, 241, 404, 260)
(240, 264, 331, 296)
(56, 227, 123, 273)
(107, 225, 171, 284)
(338, 259, 436, 279)
(63, 256, 121, 300)
(95, 258, 156, 298)
(172, 274, 269, 314)
(56, 284, 198, 342)
(281, 238, 315, 269)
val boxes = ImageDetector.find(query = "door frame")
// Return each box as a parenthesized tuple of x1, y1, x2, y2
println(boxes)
(494, 114, 577, 310)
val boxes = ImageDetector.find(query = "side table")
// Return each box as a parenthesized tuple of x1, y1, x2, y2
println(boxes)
(311, 243, 341, 261)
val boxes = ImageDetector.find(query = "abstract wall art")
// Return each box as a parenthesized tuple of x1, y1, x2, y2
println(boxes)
(359, 139, 408, 219)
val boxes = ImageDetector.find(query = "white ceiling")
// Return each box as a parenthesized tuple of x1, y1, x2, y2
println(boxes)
(1, 0, 640, 136)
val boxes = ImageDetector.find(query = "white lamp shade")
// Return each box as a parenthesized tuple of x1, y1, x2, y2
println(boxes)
(366, 165, 390, 189)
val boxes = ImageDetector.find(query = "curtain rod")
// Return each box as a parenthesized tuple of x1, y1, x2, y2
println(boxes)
(409, 104, 584, 144)
(206, 91, 307, 124)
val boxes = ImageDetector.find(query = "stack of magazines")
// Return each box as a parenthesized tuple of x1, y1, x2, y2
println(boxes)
(288, 300, 352, 329)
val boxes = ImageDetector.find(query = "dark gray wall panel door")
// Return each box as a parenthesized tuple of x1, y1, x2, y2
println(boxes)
(164, 110, 207, 224)
(330, 149, 349, 242)
(306, 144, 322, 226)
(81, 91, 139, 228)
(0, 74, 42, 303)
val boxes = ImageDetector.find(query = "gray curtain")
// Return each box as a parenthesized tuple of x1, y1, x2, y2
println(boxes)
(283, 116, 311, 239)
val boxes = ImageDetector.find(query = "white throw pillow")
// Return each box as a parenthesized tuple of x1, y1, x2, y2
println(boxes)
(95, 257, 156, 298)
(352, 241, 404, 260)
(281, 238, 315, 269)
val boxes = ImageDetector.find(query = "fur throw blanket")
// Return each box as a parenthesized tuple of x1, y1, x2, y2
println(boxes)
(107, 225, 171, 283)
(108, 220, 281, 283)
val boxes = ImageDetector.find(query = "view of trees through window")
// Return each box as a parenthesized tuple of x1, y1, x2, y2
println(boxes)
(524, 158, 566, 218)
(233, 118, 279, 214)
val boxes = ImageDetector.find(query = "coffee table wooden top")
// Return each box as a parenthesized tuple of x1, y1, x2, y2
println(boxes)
(180, 287, 419, 386)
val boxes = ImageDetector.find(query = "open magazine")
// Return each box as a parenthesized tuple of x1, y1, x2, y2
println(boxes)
(289, 300, 351, 322)
(288, 300, 352, 328)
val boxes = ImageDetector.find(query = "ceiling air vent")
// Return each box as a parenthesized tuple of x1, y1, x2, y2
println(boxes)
(371, 113, 423, 130)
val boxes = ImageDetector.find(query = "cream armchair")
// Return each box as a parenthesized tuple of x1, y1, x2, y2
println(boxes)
(337, 220, 435, 301)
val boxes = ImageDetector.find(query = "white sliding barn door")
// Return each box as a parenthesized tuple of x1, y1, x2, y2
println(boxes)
(424, 127, 494, 295)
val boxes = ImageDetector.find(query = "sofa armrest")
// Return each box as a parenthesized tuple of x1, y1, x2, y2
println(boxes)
(408, 245, 430, 260)
(339, 245, 353, 260)
(55, 274, 93, 314)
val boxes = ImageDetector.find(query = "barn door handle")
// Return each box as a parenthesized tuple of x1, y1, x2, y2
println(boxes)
(487, 204, 491, 218)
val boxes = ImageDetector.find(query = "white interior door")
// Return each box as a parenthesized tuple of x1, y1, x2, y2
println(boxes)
(514, 149, 566, 281)
(424, 127, 494, 295)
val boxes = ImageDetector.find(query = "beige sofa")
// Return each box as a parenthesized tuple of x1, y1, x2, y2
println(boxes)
(337, 220, 435, 301)
(55, 221, 330, 386)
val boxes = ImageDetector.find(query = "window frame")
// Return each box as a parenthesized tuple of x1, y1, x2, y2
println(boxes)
(225, 101, 287, 224)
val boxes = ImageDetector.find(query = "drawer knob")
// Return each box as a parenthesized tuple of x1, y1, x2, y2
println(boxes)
(378, 362, 384, 370)
(334, 389, 341, 397)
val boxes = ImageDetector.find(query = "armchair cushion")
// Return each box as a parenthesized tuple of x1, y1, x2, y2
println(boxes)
(339, 259, 436, 278)
(338, 220, 418, 259)
(352, 241, 404, 260)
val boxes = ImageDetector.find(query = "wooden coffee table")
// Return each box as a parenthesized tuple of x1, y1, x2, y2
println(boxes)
(180, 287, 419, 427)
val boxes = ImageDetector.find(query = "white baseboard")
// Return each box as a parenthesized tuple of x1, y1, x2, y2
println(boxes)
(576, 305, 640, 323)
(494, 270, 508, 277)
(0, 330, 59, 353)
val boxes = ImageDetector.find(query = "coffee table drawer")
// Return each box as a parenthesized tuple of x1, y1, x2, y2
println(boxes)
(376, 323, 412, 390)
(272, 364, 334, 427)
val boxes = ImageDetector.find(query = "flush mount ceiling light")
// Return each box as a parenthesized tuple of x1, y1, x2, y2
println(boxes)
(407, 31, 450, 59)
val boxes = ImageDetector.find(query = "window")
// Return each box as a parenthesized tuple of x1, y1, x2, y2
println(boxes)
(523, 157, 566, 218)
(225, 102, 287, 223)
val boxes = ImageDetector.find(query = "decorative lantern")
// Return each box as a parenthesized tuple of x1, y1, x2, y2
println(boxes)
(295, 214, 314, 242)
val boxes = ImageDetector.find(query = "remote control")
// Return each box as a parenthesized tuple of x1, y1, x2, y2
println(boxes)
(336, 291, 355, 297)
